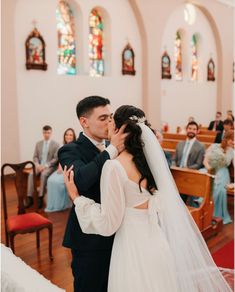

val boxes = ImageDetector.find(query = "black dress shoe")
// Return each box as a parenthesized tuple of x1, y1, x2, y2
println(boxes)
(38, 197, 44, 209)
(24, 197, 34, 208)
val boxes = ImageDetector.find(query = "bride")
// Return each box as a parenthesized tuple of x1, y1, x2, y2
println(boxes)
(63, 105, 232, 292)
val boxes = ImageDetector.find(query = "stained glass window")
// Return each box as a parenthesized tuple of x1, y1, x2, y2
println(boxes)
(56, 0, 76, 75)
(89, 9, 104, 77)
(191, 34, 198, 81)
(174, 31, 182, 81)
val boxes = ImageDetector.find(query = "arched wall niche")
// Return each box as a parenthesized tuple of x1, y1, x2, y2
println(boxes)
(160, 4, 219, 131)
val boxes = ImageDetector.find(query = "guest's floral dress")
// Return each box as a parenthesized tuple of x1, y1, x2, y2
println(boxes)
(205, 144, 234, 224)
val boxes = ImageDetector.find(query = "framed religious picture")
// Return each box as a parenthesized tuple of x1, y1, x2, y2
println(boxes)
(207, 58, 215, 81)
(161, 51, 172, 79)
(25, 27, 47, 70)
(122, 43, 136, 75)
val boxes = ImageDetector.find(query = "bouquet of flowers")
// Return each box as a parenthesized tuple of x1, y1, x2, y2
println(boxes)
(206, 145, 227, 170)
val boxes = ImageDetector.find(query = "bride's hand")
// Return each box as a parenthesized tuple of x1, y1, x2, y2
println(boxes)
(63, 165, 79, 201)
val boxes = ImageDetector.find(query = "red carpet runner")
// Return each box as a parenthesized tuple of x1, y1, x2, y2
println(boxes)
(212, 240, 234, 269)
(212, 240, 234, 291)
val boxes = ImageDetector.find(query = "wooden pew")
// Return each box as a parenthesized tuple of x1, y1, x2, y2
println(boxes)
(163, 133, 215, 143)
(163, 148, 175, 156)
(198, 129, 217, 136)
(199, 126, 209, 131)
(162, 139, 211, 150)
(171, 166, 222, 239)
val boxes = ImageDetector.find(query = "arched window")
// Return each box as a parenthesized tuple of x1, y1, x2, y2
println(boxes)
(56, 0, 76, 75)
(191, 34, 198, 81)
(89, 9, 104, 77)
(174, 31, 182, 80)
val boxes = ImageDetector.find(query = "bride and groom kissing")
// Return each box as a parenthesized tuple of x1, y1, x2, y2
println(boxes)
(58, 96, 232, 292)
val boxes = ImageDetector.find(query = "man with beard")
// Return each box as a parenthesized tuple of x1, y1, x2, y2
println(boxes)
(174, 121, 205, 205)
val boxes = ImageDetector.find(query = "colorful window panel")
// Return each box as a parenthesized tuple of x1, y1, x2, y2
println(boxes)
(89, 9, 104, 77)
(174, 31, 182, 81)
(56, 0, 76, 75)
(191, 34, 198, 81)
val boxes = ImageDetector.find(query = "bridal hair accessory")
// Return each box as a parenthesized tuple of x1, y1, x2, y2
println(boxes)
(129, 115, 146, 123)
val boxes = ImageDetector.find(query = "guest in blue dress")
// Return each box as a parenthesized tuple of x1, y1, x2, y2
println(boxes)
(203, 130, 234, 224)
(45, 128, 76, 212)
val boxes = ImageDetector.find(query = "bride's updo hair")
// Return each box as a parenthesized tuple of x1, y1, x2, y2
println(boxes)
(113, 105, 157, 194)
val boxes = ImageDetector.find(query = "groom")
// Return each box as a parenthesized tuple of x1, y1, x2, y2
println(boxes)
(58, 96, 127, 292)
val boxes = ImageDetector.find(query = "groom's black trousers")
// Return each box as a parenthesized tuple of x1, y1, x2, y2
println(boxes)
(71, 249, 112, 292)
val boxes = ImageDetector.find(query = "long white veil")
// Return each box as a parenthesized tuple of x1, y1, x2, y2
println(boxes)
(139, 122, 233, 292)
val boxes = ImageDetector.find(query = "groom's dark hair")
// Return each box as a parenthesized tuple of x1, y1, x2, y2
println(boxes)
(76, 96, 110, 118)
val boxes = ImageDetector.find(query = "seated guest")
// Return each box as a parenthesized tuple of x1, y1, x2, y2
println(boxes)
(174, 121, 205, 205)
(222, 119, 233, 138)
(208, 111, 224, 131)
(208, 111, 224, 143)
(226, 110, 234, 122)
(45, 128, 76, 212)
(178, 117, 196, 134)
(174, 121, 205, 169)
(203, 130, 234, 224)
(215, 119, 233, 143)
(154, 129, 172, 167)
(25, 125, 60, 209)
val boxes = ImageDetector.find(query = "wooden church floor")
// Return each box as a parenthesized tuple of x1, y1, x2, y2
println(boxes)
(1, 177, 234, 292)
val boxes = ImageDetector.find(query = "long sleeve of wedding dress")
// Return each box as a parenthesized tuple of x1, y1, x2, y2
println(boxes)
(73, 160, 126, 236)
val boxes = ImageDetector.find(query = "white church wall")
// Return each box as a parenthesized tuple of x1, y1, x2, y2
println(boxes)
(132, 0, 234, 130)
(161, 4, 217, 131)
(2, 0, 234, 165)
(2, 0, 21, 166)
(14, 0, 142, 162)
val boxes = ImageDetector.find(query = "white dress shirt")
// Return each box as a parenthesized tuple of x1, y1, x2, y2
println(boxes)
(83, 133, 118, 159)
(181, 137, 196, 167)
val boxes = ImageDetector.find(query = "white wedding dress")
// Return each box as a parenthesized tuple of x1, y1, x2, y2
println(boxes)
(73, 159, 179, 292)
(73, 121, 232, 292)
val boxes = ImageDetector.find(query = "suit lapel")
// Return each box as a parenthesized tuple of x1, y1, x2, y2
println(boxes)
(188, 140, 197, 161)
(179, 141, 185, 161)
(77, 133, 100, 155)
(39, 141, 44, 156)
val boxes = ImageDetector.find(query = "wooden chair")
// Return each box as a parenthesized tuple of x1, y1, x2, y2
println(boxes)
(1, 161, 53, 260)
(171, 166, 223, 239)
(23, 167, 47, 202)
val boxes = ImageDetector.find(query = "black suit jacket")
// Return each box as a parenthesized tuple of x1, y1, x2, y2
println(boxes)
(208, 120, 224, 131)
(208, 120, 224, 143)
(58, 133, 114, 251)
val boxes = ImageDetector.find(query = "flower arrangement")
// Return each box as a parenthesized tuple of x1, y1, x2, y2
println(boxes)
(206, 145, 227, 170)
